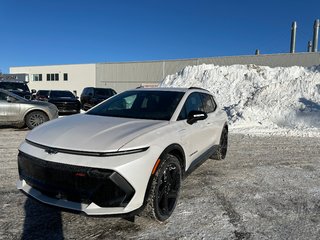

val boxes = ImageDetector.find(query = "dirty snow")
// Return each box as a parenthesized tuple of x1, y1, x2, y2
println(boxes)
(161, 64, 320, 137)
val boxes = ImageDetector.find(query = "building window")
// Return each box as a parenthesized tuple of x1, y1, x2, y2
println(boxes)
(33, 74, 42, 81)
(46, 73, 59, 81)
(63, 73, 68, 81)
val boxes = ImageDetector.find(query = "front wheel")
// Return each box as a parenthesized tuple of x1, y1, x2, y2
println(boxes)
(25, 111, 49, 129)
(144, 154, 182, 222)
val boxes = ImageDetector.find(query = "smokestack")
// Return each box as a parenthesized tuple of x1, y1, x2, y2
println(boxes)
(255, 49, 260, 55)
(307, 41, 312, 52)
(312, 19, 319, 52)
(290, 21, 297, 53)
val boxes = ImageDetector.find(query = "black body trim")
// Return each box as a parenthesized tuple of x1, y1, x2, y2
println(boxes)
(25, 139, 149, 157)
(185, 145, 218, 177)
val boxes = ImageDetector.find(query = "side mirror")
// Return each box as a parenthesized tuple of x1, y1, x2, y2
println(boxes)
(187, 110, 207, 125)
(31, 89, 36, 94)
(6, 96, 16, 103)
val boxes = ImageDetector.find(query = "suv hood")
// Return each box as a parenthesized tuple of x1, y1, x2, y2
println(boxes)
(26, 114, 167, 152)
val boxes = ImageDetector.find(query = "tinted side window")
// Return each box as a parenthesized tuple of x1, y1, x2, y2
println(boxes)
(201, 93, 216, 113)
(178, 92, 204, 120)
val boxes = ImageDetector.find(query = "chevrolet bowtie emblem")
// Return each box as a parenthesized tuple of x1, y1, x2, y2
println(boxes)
(45, 148, 58, 154)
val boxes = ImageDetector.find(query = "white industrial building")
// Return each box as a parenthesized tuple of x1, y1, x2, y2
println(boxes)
(10, 52, 320, 96)
(10, 64, 96, 97)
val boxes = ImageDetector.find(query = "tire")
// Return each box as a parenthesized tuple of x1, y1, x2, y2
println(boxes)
(211, 127, 228, 160)
(144, 154, 182, 222)
(25, 111, 49, 129)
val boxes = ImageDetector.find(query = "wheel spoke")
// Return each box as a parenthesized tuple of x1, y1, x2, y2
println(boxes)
(160, 192, 169, 215)
(158, 186, 166, 202)
(167, 190, 178, 199)
(166, 168, 174, 184)
(29, 114, 45, 126)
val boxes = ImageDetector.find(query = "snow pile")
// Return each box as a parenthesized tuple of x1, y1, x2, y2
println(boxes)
(161, 64, 320, 137)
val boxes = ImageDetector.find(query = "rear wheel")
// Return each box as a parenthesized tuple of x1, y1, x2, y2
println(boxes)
(25, 111, 49, 129)
(211, 127, 228, 160)
(144, 154, 182, 222)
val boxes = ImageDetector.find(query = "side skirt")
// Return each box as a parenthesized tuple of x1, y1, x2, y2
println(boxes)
(184, 145, 219, 179)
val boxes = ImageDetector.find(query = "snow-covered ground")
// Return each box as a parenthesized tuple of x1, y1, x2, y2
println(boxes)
(161, 64, 320, 137)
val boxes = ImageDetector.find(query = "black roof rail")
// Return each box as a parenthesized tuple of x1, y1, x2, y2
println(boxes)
(188, 87, 209, 92)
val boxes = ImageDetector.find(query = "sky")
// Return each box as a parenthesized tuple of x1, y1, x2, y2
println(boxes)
(0, 0, 320, 73)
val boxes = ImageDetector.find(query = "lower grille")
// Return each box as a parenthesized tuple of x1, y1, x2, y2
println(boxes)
(18, 151, 135, 207)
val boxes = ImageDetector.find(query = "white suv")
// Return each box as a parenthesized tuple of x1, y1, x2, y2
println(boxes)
(17, 87, 228, 221)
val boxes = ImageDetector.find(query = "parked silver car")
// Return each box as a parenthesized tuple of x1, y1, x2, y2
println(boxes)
(0, 89, 58, 129)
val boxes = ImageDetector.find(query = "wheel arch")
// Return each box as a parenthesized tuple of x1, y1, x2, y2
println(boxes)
(220, 122, 228, 137)
(23, 109, 49, 124)
(223, 122, 228, 131)
(158, 144, 186, 176)
(24, 108, 48, 119)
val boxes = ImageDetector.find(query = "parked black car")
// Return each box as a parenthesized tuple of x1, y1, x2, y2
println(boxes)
(0, 80, 34, 99)
(36, 90, 81, 115)
(80, 87, 116, 110)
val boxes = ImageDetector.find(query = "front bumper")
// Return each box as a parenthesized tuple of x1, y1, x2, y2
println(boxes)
(17, 140, 161, 215)
(18, 152, 135, 211)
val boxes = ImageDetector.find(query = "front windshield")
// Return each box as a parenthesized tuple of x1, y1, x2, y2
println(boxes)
(87, 90, 185, 121)
(0, 82, 29, 92)
(50, 91, 75, 98)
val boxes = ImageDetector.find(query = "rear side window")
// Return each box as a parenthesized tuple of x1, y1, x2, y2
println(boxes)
(201, 93, 216, 113)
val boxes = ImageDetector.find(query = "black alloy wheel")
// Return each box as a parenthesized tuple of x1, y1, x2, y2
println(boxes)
(145, 154, 182, 222)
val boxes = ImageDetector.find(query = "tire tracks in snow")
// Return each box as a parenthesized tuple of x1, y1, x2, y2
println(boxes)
(213, 189, 252, 240)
